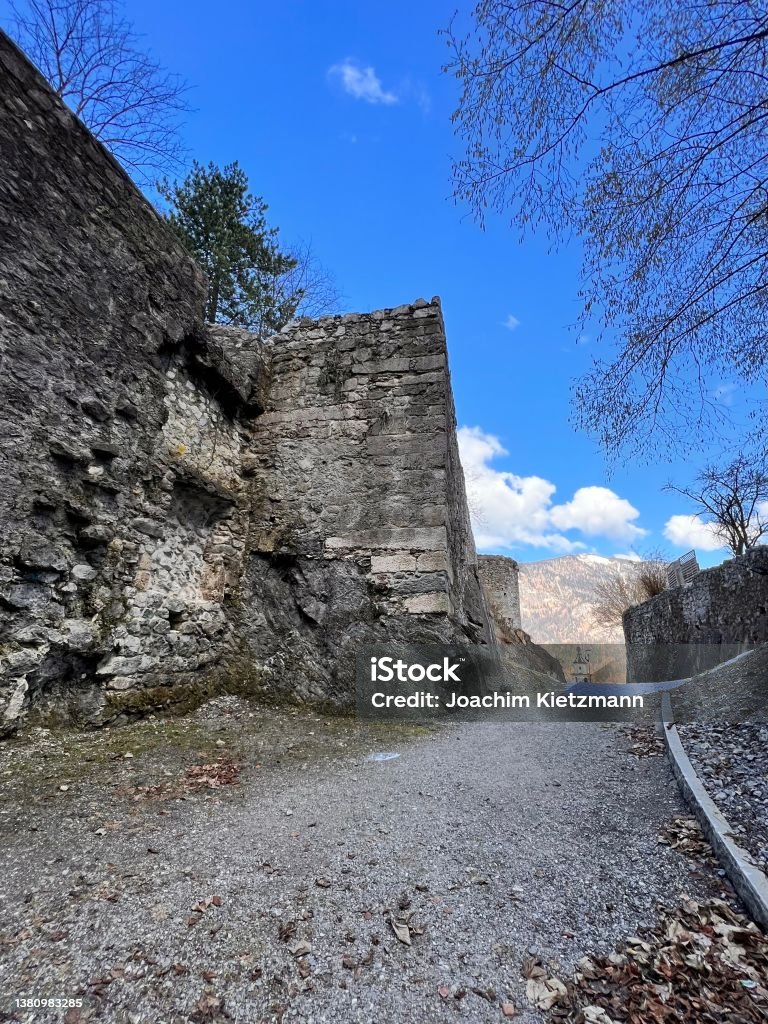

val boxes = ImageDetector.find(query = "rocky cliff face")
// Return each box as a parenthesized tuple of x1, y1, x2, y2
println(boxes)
(0, 31, 497, 737)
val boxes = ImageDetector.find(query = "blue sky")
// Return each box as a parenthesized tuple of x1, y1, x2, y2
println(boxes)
(3, 0, 743, 566)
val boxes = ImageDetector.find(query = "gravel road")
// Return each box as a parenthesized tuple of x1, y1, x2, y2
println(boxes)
(0, 701, 716, 1023)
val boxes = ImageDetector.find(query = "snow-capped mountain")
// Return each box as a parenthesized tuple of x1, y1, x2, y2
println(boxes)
(518, 553, 645, 644)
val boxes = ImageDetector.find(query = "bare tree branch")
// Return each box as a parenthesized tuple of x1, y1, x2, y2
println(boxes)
(592, 549, 669, 632)
(665, 454, 768, 555)
(445, 1, 768, 459)
(8, 0, 188, 185)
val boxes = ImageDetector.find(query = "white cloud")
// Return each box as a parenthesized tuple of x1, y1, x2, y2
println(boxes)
(458, 426, 647, 553)
(503, 314, 520, 331)
(612, 552, 642, 561)
(413, 83, 432, 115)
(328, 60, 398, 105)
(549, 486, 646, 541)
(664, 514, 728, 552)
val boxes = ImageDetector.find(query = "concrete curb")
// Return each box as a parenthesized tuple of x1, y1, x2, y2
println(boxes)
(661, 693, 768, 931)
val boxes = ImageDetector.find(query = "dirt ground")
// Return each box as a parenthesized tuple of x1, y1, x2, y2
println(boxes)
(0, 698, 731, 1023)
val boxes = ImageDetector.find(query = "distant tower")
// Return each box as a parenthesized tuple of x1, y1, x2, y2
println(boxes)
(572, 646, 592, 684)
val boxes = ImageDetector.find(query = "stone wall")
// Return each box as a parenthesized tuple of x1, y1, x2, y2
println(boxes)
(0, 31, 268, 733)
(623, 548, 768, 682)
(0, 31, 495, 735)
(234, 300, 494, 701)
(477, 556, 564, 681)
(478, 555, 520, 640)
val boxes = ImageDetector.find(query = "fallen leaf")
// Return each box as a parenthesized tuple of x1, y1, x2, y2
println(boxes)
(191, 990, 225, 1021)
(391, 920, 411, 946)
(289, 939, 312, 958)
(581, 1007, 616, 1024)
(526, 976, 567, 1010)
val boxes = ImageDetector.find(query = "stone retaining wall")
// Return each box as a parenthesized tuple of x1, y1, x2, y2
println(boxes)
(624, 548, 768, 681)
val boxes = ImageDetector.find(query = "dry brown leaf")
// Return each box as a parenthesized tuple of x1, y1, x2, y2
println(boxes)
(526, 976, 567, 1010)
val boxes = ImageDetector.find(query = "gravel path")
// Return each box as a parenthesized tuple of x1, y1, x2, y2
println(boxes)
(678, 723, 768, 872)
(0, 700, 718, 1024)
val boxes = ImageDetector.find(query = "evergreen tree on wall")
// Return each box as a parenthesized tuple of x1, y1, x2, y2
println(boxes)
(159, 161, 300, 336)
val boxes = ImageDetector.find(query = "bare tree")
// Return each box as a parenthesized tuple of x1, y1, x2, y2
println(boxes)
(9, 0, 188, 184)
(593, 550, 669, 632)
(279, 242, 345, 322)
(637, 555, 668, 601)
(444, 2, 768, 459)
(593, 574, 649, 633)
(665, 456, 768, 556)
(243, 240, 344, 337)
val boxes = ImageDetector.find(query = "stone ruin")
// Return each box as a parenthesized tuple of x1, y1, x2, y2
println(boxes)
(0, 31, 557, 737)
(477, 555, 521, 640)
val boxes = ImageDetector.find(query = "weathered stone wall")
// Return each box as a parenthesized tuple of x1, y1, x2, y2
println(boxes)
(478, 555, 521, 640)
(236, 301, 493, 700)
(0, 31, 273, 732)
(0, 31, 495, 734)
(624, 548, 768, 681)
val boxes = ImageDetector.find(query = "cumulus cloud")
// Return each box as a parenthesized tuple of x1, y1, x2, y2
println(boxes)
(664, 514, 728, 552)
(549, 486, 646, 541)
(328, 60, 398, 105)
(458, 426, 646, 553)
(503, 314, 521, 331)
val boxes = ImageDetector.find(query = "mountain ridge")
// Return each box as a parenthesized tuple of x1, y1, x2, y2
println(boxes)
(518, 553, 644, 645)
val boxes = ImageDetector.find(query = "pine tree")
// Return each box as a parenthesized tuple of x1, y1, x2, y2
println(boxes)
(159, 161, 299, 335)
